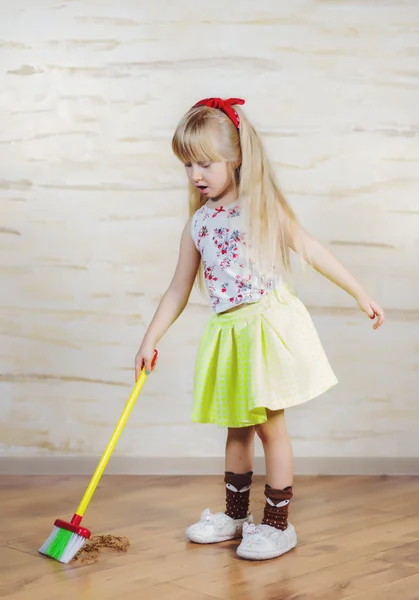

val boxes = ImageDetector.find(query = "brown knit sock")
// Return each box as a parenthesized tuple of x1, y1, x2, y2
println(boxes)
(224, 471, 253, 519)
(262, 484, 293, 531)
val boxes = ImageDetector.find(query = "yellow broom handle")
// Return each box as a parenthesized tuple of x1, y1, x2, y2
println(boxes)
(76, 355, 155, 517)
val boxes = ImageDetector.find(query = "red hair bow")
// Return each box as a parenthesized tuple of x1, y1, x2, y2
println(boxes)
(192, 97, 245, 128)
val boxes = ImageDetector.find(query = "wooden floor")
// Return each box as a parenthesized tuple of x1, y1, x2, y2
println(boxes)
(1, 475, 419, 600)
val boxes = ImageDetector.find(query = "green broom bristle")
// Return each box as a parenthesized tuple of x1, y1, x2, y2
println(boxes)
(39, 525, 88, 563)
(45, 528, 73, 560)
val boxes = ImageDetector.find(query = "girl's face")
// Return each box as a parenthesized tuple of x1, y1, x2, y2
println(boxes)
(184, 160, 234, 201)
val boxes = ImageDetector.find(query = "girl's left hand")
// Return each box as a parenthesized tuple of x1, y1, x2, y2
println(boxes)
(357, 297, 385, 330)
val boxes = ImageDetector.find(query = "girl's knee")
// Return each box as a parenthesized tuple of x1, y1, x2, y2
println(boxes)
(227, 425, 255, 442)
(256, 411, 287, 444)
(255, 424, 270, 444)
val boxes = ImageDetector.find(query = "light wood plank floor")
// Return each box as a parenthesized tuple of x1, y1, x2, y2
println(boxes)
(1, 475, 419, 600)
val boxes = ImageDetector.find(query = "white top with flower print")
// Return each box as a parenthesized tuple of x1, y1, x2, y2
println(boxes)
(191, 202, 276, 314)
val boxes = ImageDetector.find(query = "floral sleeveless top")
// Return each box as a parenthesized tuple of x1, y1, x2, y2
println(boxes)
(191, 202, 275, 314)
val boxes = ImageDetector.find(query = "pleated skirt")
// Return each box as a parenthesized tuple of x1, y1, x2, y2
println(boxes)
(192, 284, 338, 428)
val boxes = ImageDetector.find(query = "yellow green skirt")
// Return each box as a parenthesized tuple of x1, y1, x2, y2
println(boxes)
(192, 284, 338, 428)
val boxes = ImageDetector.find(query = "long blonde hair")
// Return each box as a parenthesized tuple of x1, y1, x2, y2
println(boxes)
(172, 101, 307, 283)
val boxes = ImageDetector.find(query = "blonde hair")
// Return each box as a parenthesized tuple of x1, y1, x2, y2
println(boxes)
(172, 102, 307, 285)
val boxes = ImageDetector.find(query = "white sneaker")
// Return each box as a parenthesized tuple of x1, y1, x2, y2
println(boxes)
(186, 508, 254, 544)
(237, 522, 297, 560)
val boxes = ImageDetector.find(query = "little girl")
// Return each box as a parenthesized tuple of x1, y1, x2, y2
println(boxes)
(135, 97, 385, 561)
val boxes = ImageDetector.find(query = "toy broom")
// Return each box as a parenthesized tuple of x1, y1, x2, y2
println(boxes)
(39, 350, 158, 563)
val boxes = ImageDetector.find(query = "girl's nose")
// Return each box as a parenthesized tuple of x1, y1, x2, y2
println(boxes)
(191, 166, 203, 182)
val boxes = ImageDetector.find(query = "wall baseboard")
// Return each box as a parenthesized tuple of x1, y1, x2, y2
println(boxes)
(0, 456, 418, 476)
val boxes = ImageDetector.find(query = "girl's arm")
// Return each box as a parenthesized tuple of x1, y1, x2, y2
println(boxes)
(135, 219, 201, 378)
(290, 228, 385, 329)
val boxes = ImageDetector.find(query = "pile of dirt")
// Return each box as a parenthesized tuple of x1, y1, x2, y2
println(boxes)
(73, 534, 130, 564)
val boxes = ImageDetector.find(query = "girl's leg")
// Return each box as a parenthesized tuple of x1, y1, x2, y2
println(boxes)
(256, 410, 294, 531)
(185, 427, 255, 544)
(256, 410, 293, 489)
(225, 425, 255, 473)
(224, 426, 255, 519)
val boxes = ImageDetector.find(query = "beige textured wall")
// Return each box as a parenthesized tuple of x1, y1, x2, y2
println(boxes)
(1, 1, 418, 465)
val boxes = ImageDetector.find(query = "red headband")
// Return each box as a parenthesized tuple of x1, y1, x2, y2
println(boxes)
(192, 97, 245, 129)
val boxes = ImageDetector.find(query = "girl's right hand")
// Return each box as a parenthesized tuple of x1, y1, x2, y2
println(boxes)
(135, 342, 158, 381)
